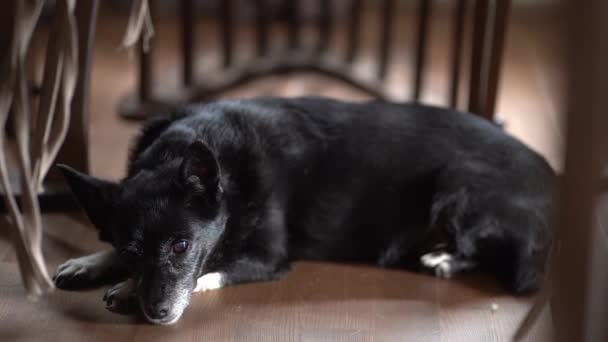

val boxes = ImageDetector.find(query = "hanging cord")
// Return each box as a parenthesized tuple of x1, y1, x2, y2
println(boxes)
(0, 0, 78, 297)
(121, 0, 155, 52)
(33, 0, 78, 188)
(0, 0, 154, 297)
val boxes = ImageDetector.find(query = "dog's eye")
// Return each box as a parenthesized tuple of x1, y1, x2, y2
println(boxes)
(172, 240, 189, 254)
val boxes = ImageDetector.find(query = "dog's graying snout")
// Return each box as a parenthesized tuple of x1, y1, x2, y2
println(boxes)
(139, 294, 185, 325)
(145, 301, 169, 319)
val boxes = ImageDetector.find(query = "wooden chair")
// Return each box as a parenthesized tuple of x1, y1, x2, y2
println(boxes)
(118, 0, 512, 121)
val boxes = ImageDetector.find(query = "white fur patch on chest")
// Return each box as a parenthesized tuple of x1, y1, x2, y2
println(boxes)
(194, 272, 225, 292)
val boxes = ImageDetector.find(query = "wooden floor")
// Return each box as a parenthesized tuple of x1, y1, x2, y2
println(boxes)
(0, 212, 554, 342)
(0, 5, 561, 342)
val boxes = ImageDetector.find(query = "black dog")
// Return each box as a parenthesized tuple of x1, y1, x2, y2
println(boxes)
(54, 97, 555, 325)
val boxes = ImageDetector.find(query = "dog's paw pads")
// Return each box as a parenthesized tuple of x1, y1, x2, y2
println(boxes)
(420, 252, 454, 279)
(104, 280, 137, 314)
(194, 272, 225, 292)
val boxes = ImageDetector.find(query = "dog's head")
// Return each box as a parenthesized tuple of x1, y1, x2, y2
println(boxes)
(58, 140, 227, 324)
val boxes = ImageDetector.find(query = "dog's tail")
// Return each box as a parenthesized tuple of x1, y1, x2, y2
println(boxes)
(510, 240, 549, 294)
(499, 208, 553, 294)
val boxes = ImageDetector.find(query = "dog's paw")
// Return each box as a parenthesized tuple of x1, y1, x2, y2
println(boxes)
(194, 272, 225, 292)
(420, 252, 454, 279)
(53, 256, 102, 290)
(103, 280, 138, 315)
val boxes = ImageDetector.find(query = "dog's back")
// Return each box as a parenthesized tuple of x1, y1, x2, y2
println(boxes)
(129, 97, 555, 293)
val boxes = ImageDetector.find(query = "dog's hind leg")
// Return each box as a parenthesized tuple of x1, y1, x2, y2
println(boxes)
(453, 210, 550, 294)
(505, 237, 548, 294)
(54, 250, 128, 290)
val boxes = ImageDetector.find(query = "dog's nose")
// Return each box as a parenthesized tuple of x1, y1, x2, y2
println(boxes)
(146, 302, 169, 319)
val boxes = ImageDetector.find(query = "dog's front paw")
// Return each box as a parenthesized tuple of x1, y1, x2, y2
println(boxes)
(104, 279, 138, 315)
(54, 256, 101, 290)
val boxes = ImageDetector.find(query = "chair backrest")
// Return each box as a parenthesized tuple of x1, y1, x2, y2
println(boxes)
(121, 0, 511, 121)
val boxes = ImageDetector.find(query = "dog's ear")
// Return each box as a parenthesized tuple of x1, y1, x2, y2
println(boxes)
(180, 140, 220, 199)
(57, 164, 118, 232)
